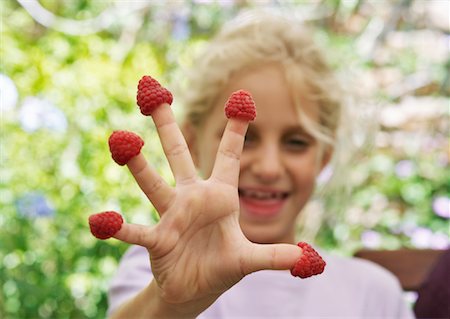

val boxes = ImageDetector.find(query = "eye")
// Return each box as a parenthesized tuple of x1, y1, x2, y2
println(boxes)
(244, 131, 257, 148)
(215, 126, 226, 140)
(284, 135, 310, 151)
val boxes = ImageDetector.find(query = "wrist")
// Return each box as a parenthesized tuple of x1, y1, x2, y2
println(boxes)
(110, 279, 221, 319)
(143, 282, 192, 319)
(109, 280, 198, 319)
(146, 281, 217, 319)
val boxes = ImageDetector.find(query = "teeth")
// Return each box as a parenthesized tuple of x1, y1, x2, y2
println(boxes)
(241, 190, 285, 200)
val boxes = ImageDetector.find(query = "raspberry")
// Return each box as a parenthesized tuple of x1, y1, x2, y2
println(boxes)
(108, 130, 144, 166)
(136, 75, 173, 116)
(89, 211, 123, 240)
(224, 90, 256, 121)
(290, 242, 326, 279)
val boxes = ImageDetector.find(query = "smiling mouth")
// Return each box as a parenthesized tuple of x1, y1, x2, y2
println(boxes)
(238, 189, 289, 200)
(238, 188, 289, 217)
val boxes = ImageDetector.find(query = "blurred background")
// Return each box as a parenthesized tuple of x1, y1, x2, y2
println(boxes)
(1, 0, 448, 318)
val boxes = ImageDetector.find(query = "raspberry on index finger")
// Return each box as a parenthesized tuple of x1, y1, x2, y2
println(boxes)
(224, 90, 256, 121)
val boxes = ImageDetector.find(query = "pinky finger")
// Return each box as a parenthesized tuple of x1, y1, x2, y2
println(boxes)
(113, 222, 156, 248)
(89, 211, 155, 248)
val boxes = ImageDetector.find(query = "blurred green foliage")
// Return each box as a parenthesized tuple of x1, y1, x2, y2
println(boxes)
(1, 0, 448, 318)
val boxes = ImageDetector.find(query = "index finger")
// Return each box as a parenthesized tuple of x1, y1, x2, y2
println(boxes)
(210, 118, 249, 186)
(211, 90, 256, 186)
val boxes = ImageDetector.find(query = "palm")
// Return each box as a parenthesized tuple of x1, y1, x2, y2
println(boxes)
(149, 180, 249, 302)
(113, 103, 300, 305)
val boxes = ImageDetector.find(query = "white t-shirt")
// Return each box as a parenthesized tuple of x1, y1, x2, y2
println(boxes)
(108, 245, 414, 318)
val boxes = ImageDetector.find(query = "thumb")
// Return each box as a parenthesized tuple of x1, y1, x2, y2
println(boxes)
(242, 243, 302, 275)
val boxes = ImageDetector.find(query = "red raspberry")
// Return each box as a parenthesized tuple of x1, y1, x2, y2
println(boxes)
(291, 242, 326, 279)
(89, 211, 123, 240)
(108, 130, 144, 166)
(136, 75, 173, 116)
(224, 90, 256, 121)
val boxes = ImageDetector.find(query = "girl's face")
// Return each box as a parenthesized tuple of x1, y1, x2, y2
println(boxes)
(188, 64, 329, 244)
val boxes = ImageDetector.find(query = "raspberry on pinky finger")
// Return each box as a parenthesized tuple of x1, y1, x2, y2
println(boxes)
(290, 242, 326, 279)
(89, 211, 124, 240)
(136, 75, 173, 116)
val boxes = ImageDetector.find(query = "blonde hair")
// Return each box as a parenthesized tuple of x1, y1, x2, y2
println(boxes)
(180, 8, 343, 151)
(177, 8, 375, 241)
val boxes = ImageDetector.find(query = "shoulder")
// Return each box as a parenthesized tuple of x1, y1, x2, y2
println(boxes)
(106, 245, 152, 275)
(319, 252, 414, 318)
(110, 245, 152, 283)
(118, 245, 150, 268)
(107, 246, 152, 316)
(322, 251, 403, 293)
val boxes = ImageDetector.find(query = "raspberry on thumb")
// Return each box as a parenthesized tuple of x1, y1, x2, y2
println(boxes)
(89, 211, 123, 240)
(136, 75, 173, 116)
(290, 242, 326, 279)
(224, 90, 256, 121)
(108, 130, 144, 166)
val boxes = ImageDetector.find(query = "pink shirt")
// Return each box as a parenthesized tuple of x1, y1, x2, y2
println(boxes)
(108, 246, 414, 318)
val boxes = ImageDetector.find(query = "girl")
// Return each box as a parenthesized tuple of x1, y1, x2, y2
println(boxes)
(98, 9, 413, 319)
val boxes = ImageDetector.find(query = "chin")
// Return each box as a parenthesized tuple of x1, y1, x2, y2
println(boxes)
(240, 223, 289, 244)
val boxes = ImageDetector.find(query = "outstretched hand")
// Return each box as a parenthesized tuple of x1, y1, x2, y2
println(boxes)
(89, 76, 316, 313)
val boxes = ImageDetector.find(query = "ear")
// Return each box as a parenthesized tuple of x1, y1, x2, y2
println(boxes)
(181, 121, 199, 167)
(320, 145, 333, 170)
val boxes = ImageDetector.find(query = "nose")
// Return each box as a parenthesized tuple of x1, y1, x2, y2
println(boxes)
(250, 143, 284, 182)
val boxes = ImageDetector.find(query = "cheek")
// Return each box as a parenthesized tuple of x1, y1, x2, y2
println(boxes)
(287, 155, 319, 193)
(293, 171, 317, 193)
(239, 152, 251, 171)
